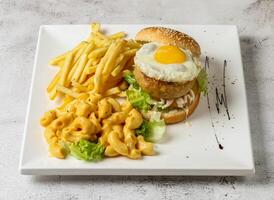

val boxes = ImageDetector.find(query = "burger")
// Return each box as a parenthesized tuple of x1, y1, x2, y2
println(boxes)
(124, 27, 207, 124)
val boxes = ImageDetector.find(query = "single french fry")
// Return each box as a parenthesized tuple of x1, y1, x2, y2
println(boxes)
(59, 51, 73, 86)
(87, 23, 100, 42)
(66, 59, 80, 86)
(91, 59, 100, 65)
(58, 95, 74, 111)
(83, 42, 95, 55)
(104, 87, 121, 96)
(72, 42, 85, 54)
(102, 40, 112, 47)
(49, 88, 58, 100)
(93, 31, 108, 40)
(91, 37, 105, 47)
(94, 42, 117, 93)
(49, 53, 67, 66)
(79, 67, 94, 84)
(72, 87, 81, 93)
(88, 47, 108, 59)
(78, 59, 93, 84)
(102, 41, 124, 76)
(111, 56, 130, 77)
(72, 42, 88, 64)
(64, 94, 74, 103)
(127, 39, 142, 48)
(91, 23, 101, 32)
(47, 70, 61, 92)
(86, 66, 96, 75)
(52, 42, 83, 67)
(123, 48, 138, 57)
(72, 54, 88, 82)
(78, 93, 89, 100)
(85, 59, 93, 68)
(111, 48, 136, 70)
(55, 59, 64, 67)
(71, 81, 88, 92)
(110, 32, 126, 39)
(114, 54, 125, 66)
(84, 76, 94, 89)
(56, 84, 79, 99)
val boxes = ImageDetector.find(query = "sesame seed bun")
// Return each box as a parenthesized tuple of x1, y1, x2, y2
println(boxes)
(135, 27, 201, 57)
(134, 27, 202, 124)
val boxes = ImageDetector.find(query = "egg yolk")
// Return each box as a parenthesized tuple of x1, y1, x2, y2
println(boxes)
(154, 45, 186, 64)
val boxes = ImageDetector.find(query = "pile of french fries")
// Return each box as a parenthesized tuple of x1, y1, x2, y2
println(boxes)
(47, 23, 141, 103)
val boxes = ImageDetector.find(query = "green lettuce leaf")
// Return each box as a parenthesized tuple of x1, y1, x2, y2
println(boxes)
(69, 140, 105, 161)
(124, 72, 139, 89)
(136, 112, 166, 142)
(124, 72, 170, 112)
(126, 88, 152, 111)
(197, 68, 208, 95)
(124, 72, 152, 111)
(136, 120, 150, 139)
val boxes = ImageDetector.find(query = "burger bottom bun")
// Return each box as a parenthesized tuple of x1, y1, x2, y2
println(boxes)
(134, 66, 196, 100)
(142, 88, 200, 124)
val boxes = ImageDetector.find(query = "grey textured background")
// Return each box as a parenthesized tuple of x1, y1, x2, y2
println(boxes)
(0, 0, 274, 199)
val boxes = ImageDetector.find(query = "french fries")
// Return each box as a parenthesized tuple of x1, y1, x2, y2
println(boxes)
(47, 23, 142, 102)
(72, 42, 87, 64)
(104, 87, 121, 96)
(56, 84, 80, 99)
(91, 23, 101, 33)
(59, 51, 73, 86)
(47, 70, 61, 92)
(110, 32, 126, 39)
(72, 54, 88, 82)
(102, 41, 124, 76)
(88, 47, 108, 59)
(49, 53, 66, 66)
(111, 56, 130, 77)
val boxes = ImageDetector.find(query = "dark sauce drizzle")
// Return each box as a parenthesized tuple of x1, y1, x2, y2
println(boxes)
(215, 60, 231, 120)
(205, 56, 224, 150)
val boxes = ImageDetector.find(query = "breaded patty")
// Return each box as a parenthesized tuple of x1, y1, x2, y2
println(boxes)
(133, 66, 196, 99)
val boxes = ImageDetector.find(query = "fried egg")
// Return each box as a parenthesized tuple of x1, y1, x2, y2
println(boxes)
(134, 42, 201, 83)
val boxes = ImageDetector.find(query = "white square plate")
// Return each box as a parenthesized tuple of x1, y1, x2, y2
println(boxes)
(20, 25, 254, 176)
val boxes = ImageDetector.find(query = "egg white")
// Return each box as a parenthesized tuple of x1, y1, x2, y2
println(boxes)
(134, 42, 201, 83)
